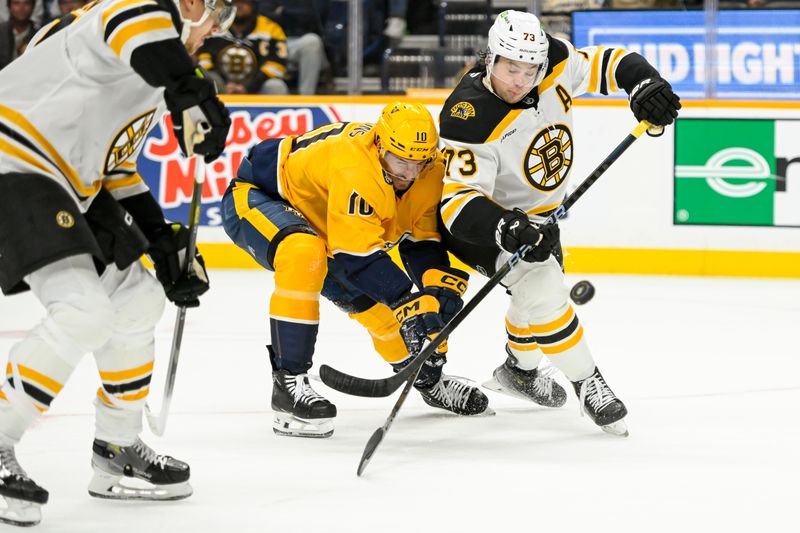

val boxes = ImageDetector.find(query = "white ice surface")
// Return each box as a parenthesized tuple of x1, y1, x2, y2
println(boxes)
(0, 271, 798, 533)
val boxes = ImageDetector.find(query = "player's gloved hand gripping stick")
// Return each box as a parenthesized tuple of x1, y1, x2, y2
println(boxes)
(145, 110, 212, 437)
(320, 120, 652, 476)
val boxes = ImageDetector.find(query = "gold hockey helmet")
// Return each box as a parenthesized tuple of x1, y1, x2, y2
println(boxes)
(375, 102, 438, 162)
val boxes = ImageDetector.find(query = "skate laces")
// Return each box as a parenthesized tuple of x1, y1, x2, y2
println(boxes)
(428, 376, 473, 410)
(578, 373, 615, 417)
(132, 440, 168, 470)
(287, 374, 326, 407)
(532, 365, 557, 397)
(0, 446, 27, 479)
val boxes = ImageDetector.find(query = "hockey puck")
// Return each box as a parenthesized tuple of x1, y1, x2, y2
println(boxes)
(570, 280, 595, 305)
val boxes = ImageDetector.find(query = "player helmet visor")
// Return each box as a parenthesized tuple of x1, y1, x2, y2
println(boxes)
(200, 0, 236, 35)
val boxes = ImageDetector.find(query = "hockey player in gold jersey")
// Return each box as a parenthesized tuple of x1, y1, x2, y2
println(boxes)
(0, 0, 234, 526)
(438, 11, 681, 436)
(222, 102, 489, 438)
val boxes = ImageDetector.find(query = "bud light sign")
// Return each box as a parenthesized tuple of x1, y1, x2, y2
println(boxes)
(136, 104, 342, 225)
(572, 9, 800, 98)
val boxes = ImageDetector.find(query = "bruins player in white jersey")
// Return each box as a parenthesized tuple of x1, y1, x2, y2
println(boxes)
(439, 11, 681, 437)
(222, 102, 488, 438)
(0, 0, 234, 526)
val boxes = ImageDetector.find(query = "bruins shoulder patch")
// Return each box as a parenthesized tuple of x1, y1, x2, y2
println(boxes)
(450, 102, 475, 120)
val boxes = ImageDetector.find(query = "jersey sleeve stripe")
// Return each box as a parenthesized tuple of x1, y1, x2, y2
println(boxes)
(485, 109, 523, 143)
(0, 104, 97, 198)
(102, 0, 157, 27)
(440, 190, 482, 227)
(103, 3, 164, 40)
(108, 14, 175, 58)
(606, 48, 627, 93)
(599, 48, 613, 95)
(28, 18, 61, 47)
(588, 45, 604, 93)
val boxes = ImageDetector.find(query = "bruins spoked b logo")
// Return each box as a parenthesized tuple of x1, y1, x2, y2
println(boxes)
(524, 124, 573, 191)
(55, 210, 75, 229)
(220, 44, 257, 83)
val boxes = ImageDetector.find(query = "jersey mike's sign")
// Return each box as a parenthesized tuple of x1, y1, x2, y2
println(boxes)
(674, 118, 800, 227)
(136, 104, 342, 225)
(572, 9, 800, 99)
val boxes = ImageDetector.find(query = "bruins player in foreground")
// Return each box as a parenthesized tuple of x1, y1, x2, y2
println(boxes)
(439, 10, 681, 436)
(0, 0, 233, 526)
(222, 102, 489, 438)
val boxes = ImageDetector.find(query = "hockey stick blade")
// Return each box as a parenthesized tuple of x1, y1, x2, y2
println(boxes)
(321, 120, 651, 399)
(357, 428, 384, 476)
(357, 370, 420, 476)
(319, 364, 410, 397)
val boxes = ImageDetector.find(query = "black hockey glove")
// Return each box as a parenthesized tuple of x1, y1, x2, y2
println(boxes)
(85, 188, 149, 270)
(421, 267, 469, 324)
(165, 72, 231, 162)
(629, 77, 681, 136)
(391, 291, 445, 356)
(495, 208, 559, 263)
(147, 224, 210, 308)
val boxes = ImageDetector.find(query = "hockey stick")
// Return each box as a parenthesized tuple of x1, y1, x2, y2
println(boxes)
(352, 119, 651, 476)
(320, 120, 652, 399)
(145, 113, 210, 436)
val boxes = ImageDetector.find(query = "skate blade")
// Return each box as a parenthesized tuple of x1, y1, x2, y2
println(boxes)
(273, 413, 334, 438)
(601, 419, 629, 437)
(88, 471, 193, 501)
(0, 495, 42, 526)
(482, 377, 521, 398)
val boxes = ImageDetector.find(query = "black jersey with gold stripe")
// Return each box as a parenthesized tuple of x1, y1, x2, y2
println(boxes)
(438, 35, 659, 247)
(197, 15, 288, 93)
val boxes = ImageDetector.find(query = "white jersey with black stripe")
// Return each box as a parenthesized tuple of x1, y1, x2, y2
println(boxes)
(0, 0, 178, 211)
(439, 37, 632, 230)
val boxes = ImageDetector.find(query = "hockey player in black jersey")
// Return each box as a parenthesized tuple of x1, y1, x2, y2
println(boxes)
(0, 0, 234, 526)
(438, 10, 681, 437)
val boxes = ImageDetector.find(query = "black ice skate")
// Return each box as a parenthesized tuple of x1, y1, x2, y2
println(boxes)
(88, 438, 192, 500)
(572, 367, 628, 437)
(417, 375, 491, 416)
(0, 445, 48, 527)
(272, 370, 337, 438)
(482, 350, 567, 408)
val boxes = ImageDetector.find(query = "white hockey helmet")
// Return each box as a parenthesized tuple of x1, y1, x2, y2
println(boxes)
(486, 10, 549, 87)
(174, 0, 236, 43)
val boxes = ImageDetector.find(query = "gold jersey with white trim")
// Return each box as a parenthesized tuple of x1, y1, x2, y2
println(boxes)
(0, 0, 178, 211)
(439, 35, 659, 242)
(267, 122, 445, 258)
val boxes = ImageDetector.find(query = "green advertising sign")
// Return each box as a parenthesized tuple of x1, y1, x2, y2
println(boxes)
(674, 119, 800, 227)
